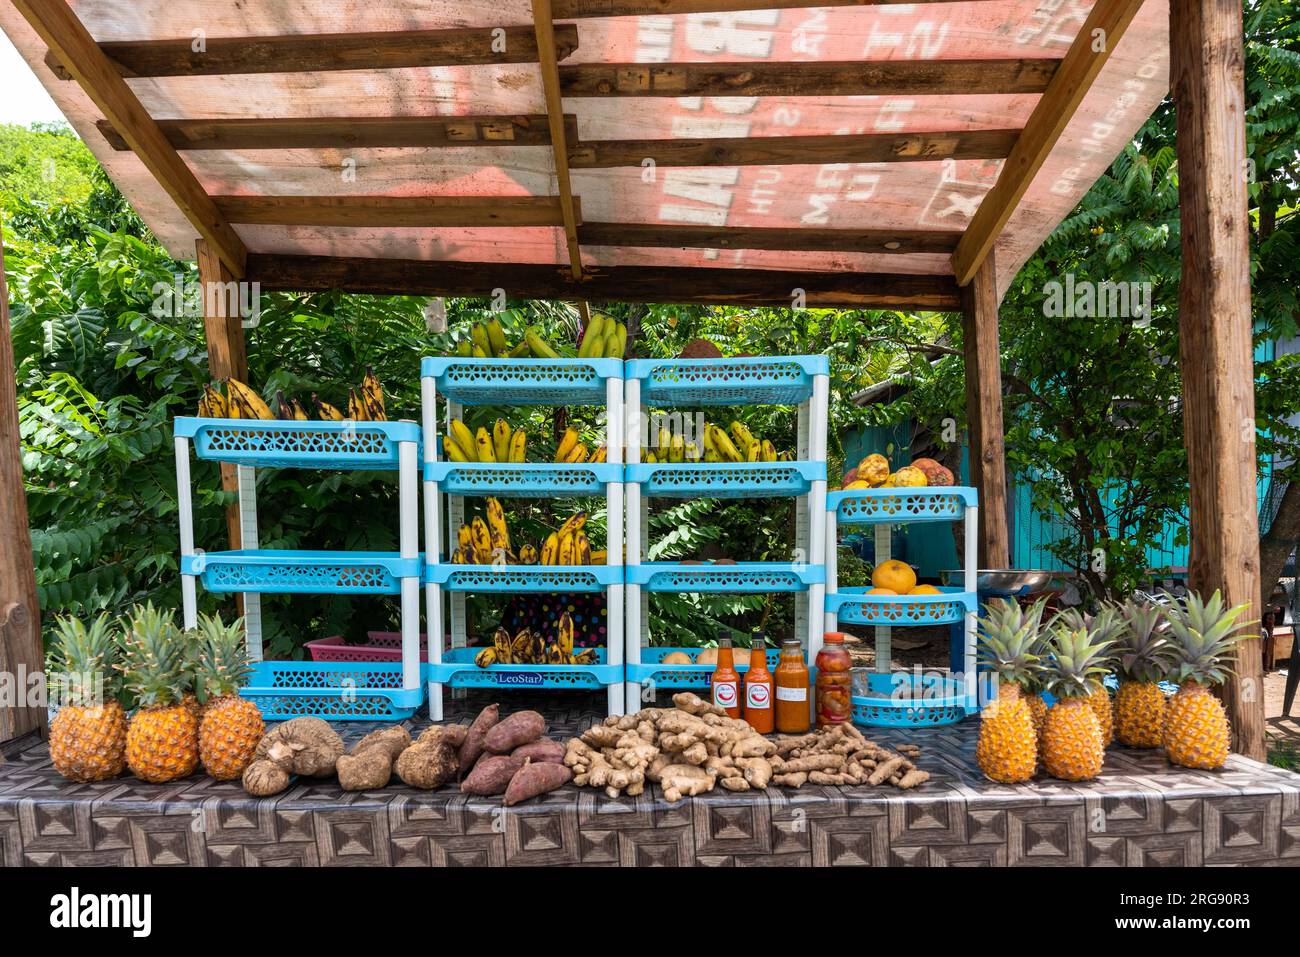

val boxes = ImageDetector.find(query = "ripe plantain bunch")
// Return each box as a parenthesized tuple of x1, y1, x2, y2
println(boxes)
(196, 369, 387, 423)
(642, 420, 793, 464)
(453, 317, 561, 360)
(554, 427, 608, 465)
(450, 507, 605, 567)
(443, 417, 528, 464)
(474, 613, 597, 668)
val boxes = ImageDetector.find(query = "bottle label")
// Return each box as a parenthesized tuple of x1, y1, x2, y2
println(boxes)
(776, 686, 807, 702)
(746, 683, 772, 710)
(713, 681, 738, 709)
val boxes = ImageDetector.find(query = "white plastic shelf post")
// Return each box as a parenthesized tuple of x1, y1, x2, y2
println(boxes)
(398, 440, 420, 692)
(238, 465, 263, 661)
(175, 436, 198, 632)
(874, 523, 891, 674)
(794, 397, 810, 650)
(445, 400, 468, 700)
(823, 508, 839, 636)
(965, 503, 980, 709)
(806, 372, 829, 664)
(623, 376, 643, 715)
(422, 374, 444, 719)
(605, 374, 626, 717)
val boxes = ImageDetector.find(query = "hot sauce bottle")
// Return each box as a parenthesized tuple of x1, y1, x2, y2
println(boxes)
(742, 629, 774, 733)
(774, 638, 811, 733)
(711, 637, 741, 718)
(815, 632, 854, 728)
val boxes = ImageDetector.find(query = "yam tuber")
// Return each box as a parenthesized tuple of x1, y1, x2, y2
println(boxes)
(255, 717, 344, 777)
(457, 704, 500, 779)
(461, 753, 525, 796)
(242, 759, 291, 796)
(395, 740, 459, 790)
(503, 761, 572, 806)
(484, 710, 546, 754)
(511, 739, 567, 765)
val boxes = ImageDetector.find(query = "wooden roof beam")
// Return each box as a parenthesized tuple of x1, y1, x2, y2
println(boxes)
(533, 0, 585, 280)
(950, 0, 1147, 285)
(214, 195, 581, 228)
(560, 59, 1059, 98)
(247, 255, 961, 310)
(13, 0, 246, 275)
(577, 222, 958, 256)
(554, 0, 959, 16)
(45, 25, 579, 78)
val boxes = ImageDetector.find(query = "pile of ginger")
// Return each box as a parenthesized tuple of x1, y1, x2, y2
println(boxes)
(564, 692, 929, 802)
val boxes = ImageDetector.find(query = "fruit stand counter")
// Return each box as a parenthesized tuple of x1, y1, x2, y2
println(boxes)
(3, 696, 1299, 867)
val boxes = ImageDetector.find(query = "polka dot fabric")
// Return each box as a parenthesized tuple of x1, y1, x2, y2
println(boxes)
(499, 592, 607, 649)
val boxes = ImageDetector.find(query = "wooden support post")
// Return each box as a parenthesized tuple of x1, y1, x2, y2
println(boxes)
(196, 240, 249, 551)
(961, 251, 1011, 569)
(1171, 0, 1263, 759)
(0, 224, 45, 743)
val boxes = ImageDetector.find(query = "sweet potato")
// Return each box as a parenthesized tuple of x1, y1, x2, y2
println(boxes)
(457, 703, 500, 779)
(484, 710, 546, 754)
(504, 762, 572, 806)
(460, 753, 525, 796)
(511, 738, 566, 765)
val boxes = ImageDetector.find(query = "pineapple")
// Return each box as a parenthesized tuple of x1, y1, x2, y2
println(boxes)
(1040, 625, 1115, 781)
(1053, 605, 1121, 745)
(1162, 591, 1253, 770)
(1113, 599, 1174, 748)
(193, 613, 263, 781)
(975, 598, 1047, 783)
(47, 613, 128, 782)
(119, 603, 199, 783)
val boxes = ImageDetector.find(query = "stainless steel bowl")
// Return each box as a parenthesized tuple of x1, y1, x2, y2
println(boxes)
(940, 569, 1054, 597)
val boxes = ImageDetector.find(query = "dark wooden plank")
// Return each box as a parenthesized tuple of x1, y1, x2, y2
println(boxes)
(533, 0, 584, 279)
(560, 59, 1058, 97)
(49, 25, 579, 78)
(1171, 0, 1262, 759)
(215, 195, 578, 227)
(960, 250, 1010, 569)
(569, 129, 1017, 169)
(578, 222, 958, 255)
(13, 0, 247, 275)
(97, 115, 572, 151)
(555, 0, 950, 15)
(247, 254, 961, 309)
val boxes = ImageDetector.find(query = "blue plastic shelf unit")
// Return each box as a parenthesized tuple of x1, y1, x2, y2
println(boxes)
(420, 357, 622, 406)
(625, 646, 782, 689)
(626, 561, 822, 593)
(827, 585, 976, 626)
(428, 647, 622, 689)
(626, 356, 829, 406)
(175, 417, 420, 470)
(829, 486, 978, 525)
(850, 671, 967, 728)
(423, 562, 622, 593)
(239, 661, 424, 720)
(626, 460, 824, 499)
(424, 460, 622, 498)
(182, 550, 420, 595)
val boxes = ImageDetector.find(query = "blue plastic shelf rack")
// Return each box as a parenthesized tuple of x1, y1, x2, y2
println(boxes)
(626, 356, 829, 407)
(428, 647, 622, 690)
(626, 460, 824, 499)
(424, 460, 622, 498)
(624, 646, 781, 689)
(829, 486, 978, 525)
(421, 357, 622, 407)
(239, 661, 425, 721)
(827, 585, 976, 627)
(423, 562, 621, 593)
(626, 561, 822, 593)
(174, 417, 420, 470)
(850, 671, 967, 728)
(182, 550, 419, 595)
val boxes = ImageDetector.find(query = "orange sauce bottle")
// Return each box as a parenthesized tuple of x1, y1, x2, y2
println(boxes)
(774, 638, 810, 733)
(742, 630, 774, 733)
(711, 637, 741, 718)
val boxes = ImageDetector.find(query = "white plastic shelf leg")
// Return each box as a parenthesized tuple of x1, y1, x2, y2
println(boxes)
(446, 400, 467, 700)
(398, 439, 420, 692)
(422, 374, 444, 720)
(624, 376, 642, 715)
(175, 437, 198, 632)
(237, 465, 263, 661)
(965, 503, 980, 710)
(806, 373, 829, 660)
(605, 375, 626, 716)
(873, 523, 891, 674)
(823, 509, 838, 636)
(793, 397, 810, 647)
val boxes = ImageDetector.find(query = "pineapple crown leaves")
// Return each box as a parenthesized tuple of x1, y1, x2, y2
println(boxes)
(1162, 590, 1256, 687)
(976, 597, 1048, 690)
(116, 602, 188, 709)
(1113, 598, 1175, 683)
(47, 612, 121, 706)
(1042, 625, 1116, 700)
(1050, 604, 1122, 668)
(190, 613, 254, 703)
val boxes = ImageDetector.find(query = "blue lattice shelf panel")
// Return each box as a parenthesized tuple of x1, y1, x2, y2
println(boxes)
(626, 356, 828, 407)
(626, 461, 824, 499)
(829, 486, 977, 525)
(421, 357, 622, 406)
(424, 460, 622, 498)
(174, 417, 420, 470)
(851, 671, 969, 728)
(827, 586, 976, 626)
(626, 561, 823, 593)
(626, 646, 784, 689)
(181, 550, 420, 595)
(428, 648, 622, 689)
(240, 662, 424, 721)
(423, 562, 621, 593)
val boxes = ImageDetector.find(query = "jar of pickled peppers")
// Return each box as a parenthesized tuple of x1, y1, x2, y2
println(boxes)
(814, 632, 853, 727)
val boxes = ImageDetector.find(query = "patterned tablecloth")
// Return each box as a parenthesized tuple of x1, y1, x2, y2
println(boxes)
(3, 691, 1299, 867)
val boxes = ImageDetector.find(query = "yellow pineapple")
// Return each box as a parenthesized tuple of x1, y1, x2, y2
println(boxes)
(193, 613, 264, 781)
(47, 613, 128, 782)
(975, 598, 1048, 783)
(1113, 600, 1175, 748)
(1040, 625, 1114, 781)
(1162, 591, 1253, 770)
(1053, 605, 1121, 745)
(120, 603, 199, 783)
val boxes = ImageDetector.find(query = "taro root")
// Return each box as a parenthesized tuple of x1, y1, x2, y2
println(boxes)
(396, 741, 459, 790)
(255, 717, 344, 777)
(242, 759, 291, 797)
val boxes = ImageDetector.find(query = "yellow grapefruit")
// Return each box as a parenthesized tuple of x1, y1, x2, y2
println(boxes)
(871, 560, 917, 593)
(908, 584, 941, 595)
(865, 587, 898, 596)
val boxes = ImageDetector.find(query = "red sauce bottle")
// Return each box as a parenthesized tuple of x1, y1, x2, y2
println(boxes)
(711, 637, 741, 718)
(742, 629, 774, 733)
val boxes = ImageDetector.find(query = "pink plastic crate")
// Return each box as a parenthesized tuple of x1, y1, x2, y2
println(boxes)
(306, 631, 430, 663)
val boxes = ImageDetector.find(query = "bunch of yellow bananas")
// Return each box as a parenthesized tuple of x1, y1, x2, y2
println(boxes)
(454, 318, 561, 360)
(473, 614, 596, 667)
(443, 417, 528, 464)
(576, 313, 627, 359)
(554, 427, 607, 465)
(537, 512, 597, 566)
(642, 420, 792, 464)
(450, 501, 509, 565)
(198, 370, 388, 422)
